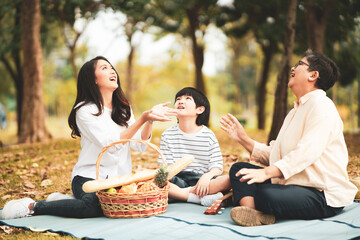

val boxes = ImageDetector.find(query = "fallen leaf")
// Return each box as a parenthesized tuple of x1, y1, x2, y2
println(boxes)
(0, 225, 13, 234)
(24, 182, 36, 189)
(1, 195, 11, 200)
(32, 163, 39, 168)
(29, 226, 49, 232)
(40, 179, 53, 187)
(43, 231, 60, 236)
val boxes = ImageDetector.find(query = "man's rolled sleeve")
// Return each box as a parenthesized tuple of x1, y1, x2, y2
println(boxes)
(250, 141, 271, 166)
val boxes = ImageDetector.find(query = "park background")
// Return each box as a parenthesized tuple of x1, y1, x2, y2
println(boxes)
(1, 0, 360, 238)
(0, 0, 360, 145)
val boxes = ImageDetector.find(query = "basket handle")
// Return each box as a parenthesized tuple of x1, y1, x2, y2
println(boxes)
(96, 139, 167, 180)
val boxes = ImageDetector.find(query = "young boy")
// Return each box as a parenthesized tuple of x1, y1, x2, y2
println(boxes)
(159, 87, 231, 206)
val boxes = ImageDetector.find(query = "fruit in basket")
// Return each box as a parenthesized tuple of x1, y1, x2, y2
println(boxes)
(107, 187, 117, 194)
(118, 182, 137, 193)
(154, 165, 169, 188)
(138, 181, 158, 192)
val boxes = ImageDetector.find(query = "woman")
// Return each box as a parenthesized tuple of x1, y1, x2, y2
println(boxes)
(2, 56, 177, 219)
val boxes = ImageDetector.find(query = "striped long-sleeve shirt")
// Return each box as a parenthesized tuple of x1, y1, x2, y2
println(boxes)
(159, 125, 223, 174)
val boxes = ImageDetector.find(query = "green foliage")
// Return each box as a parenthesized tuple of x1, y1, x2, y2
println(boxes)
(0, 64, 15, 105)
(215, 0, 286, 51)
(332, 23, 360, 86)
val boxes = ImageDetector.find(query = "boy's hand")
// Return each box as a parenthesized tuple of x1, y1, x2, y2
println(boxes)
(193, 174, 211, 197)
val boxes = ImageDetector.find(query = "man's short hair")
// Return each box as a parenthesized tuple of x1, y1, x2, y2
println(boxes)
(304, 49, 340, 91)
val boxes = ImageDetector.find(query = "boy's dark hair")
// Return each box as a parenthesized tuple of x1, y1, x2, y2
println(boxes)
(175, 87, 210, 126)
(304, 49, 340, 91)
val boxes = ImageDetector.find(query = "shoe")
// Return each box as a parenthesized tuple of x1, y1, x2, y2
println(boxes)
(2, 198, 35, 220)
(46, 192, 75, 202)
(200, 192, 223, 207)
(230, 206, 275, 227)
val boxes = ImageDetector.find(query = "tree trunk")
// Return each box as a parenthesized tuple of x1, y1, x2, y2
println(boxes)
(268, 0, 298, 143)
(126, 44, 135, 104)
(186, 8, 206, 95)
(304, 0, 335, 52)
(61, 25, 81, 80)
(1, 4, 24, 136)
(1, 56, 23, 136)
(358, 76, 360, 129)
(257, 43, 274, 130)
(229, 38, 242, 114)
(69, 42, 78, 80)
(19, 0, 51, 143)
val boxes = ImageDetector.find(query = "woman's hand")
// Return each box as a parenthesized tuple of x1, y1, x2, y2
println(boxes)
(143, 102, 178, 122)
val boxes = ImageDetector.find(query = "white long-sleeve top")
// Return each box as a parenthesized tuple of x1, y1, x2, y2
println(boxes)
(71, 103, 148, 180)
(251, 89, 357, 207)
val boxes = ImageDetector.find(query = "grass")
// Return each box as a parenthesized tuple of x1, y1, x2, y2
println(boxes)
(0, 129, 359, 239)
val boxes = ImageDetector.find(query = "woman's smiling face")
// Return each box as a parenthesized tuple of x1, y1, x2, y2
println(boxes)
(94, 59, 118, 93)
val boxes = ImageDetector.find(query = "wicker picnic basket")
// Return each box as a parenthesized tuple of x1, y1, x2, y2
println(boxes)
(95, 139, 169, 218)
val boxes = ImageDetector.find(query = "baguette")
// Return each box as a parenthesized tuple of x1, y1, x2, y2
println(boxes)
(82, 155, 194, 193)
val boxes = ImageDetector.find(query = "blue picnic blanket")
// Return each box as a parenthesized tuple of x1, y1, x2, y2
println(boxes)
(1, 202, 360, 239)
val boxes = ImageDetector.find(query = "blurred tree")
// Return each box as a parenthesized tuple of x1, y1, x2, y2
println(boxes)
(50, 0, 100, 79)
(145, 0, 220, 95)
(215, 1, 287, 130)
(0, 0, 96, 136)
(115, 50, 193, 114)
(268, 0, 298, 142)
(222, 37, 258, 116)
(295, 0, 360, 64)
(295, 0, 360, 128)
(19, 0, 51, 143)
(103, 0, 152, 104)
(228, 37, 244, 114)
(303, 0, 335, 52)
(333, 25, 360, 128)
(0, 0, 24, 135)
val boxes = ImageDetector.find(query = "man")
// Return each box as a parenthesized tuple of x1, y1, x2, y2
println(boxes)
(220, 50, 358, 227)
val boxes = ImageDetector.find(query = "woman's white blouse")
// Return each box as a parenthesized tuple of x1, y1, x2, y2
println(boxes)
(71, 103, 148, 180)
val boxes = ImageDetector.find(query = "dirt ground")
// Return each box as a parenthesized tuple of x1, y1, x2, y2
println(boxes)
(0, 130, 359, 238)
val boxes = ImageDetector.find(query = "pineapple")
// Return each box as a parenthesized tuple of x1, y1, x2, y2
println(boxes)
(154, 165, 169, 188)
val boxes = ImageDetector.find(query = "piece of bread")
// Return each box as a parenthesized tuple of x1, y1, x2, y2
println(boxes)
(118, 183, 137, 194)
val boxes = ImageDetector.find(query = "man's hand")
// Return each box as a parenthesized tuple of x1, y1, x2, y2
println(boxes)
(236, 166, 283, 184)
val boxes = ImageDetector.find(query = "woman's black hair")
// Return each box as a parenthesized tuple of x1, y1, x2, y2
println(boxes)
(175, 87, 210, 126)
(68, 56, 131, 138)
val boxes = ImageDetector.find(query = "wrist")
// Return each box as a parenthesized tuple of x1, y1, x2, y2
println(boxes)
(237, 134, 249, 146)
(265, 165, 282, 179)
(140, 111, 149, 124)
